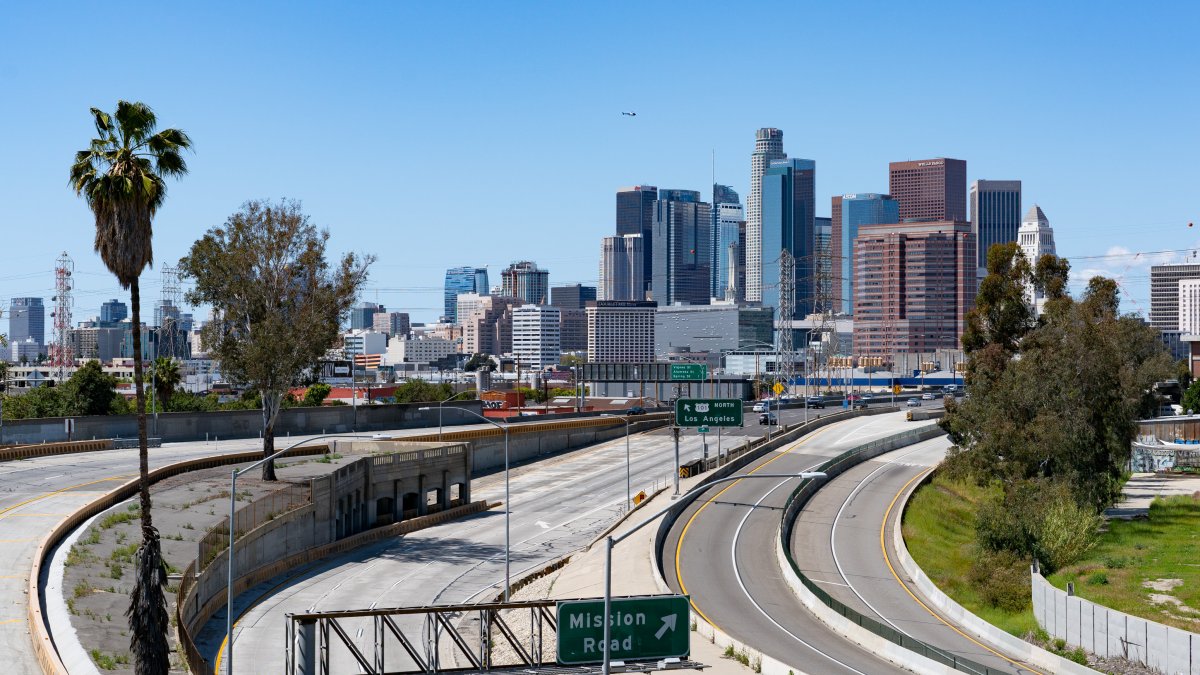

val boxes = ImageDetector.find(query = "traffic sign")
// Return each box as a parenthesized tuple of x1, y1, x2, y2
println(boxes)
(697, 425, 710, 433)
(772, 382, 785, 395)
(669, 363, 707, 381)
(557, 595, 690, 665)
(674, 398, 743, 427)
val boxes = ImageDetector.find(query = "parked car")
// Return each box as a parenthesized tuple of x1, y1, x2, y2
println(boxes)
(752, 401, 768, 413)
(758, 412, 778, 425)
(625, 406, 646, 415)
(805, 396, 825, 408)
(906, 398, 921, 408)
(861, 394, 874, 402)
(921, 392, 935, 400)
(852, 401, 868, 410)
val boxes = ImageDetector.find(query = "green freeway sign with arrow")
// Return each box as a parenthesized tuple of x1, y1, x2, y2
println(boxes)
(669, 363, 707, 381)
(674, 398, 743, 427)
(556, 595, 690, 664)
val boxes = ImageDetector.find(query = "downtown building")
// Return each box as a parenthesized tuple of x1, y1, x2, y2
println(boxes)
(99, 299, 128, 325)
(747, 128, 786, 302)
(372, 311, 411, 338)
(712, 202, 745, 301)
(889, 158, 968, 222)
(599, 234, 645, 301)
(616, 185, 658, 295)
(7, 297, 45, 351)
(832, 193, 899, 315)
(651, 190, 711, 306)
(512, 304, 562, 369)
(350, 302, 384, 331)
(654, 304, 774, 359)
(550, 284, 596, 310)
(1017, 205, 1056, 317)
(461, 295, 521, 356)
(500, 261, 550, 306)
(761, 158, 816, 319)
(586, 300, 656, 363)
(970, 180, 1022, 276)
(443, 266, 489, 323)
(1151, 263, 1200, 331)
(852, 220, 976, 358)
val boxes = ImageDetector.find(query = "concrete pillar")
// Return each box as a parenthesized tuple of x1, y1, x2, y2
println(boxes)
(295, 618, 318, 675)
(393, 479, 401, 522)
(441, 469, 450, 510)
(417, 474, 427, 516)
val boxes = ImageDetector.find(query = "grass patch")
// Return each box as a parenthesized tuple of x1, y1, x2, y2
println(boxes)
(98, 508, 138, 530)
(89, 649, 129, 670)
(73, 580, 92, 598)
(78, 529, 100, 546)
(1048, 493, 1200, 631)
(902, 474, 1039, 637)
(65, 545, 94, 567)
(110, 542, 139, 565)
(315, 452, 343, 464)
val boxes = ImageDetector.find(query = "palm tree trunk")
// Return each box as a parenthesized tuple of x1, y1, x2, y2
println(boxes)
(126, 279, 170, 674)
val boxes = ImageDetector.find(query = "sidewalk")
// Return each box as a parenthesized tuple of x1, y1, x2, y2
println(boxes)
(1106, 471, 1200, 519)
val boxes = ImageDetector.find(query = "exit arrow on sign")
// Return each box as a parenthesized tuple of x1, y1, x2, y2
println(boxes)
(654, 614, 677, 640)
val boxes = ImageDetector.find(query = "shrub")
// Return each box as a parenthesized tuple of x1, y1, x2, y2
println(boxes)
(975, 479, 1100, 573)
(968, 548, 1030, 611)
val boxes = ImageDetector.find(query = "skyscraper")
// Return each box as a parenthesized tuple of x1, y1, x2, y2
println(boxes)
(760, 158, 815, 319)
(970, 180, 1022, 275)
(500, 261, 550, 305)
(100, 299, 128, 325)
(372, 311, 411, 338)
(852, 221, 975, 357)
(713, 183, 740, 207)
(599, 234, 645, 301)
(837, 194, 900, 315)
(616, 186, 658, 294)
(586, 300, 656, 363)
(651, 190, 711, 306)
(443, 266, 489, 323)
(350, 302, 384, 331)
(747, 128, 786, 302)
(712, 203, 745, 299)
(815, 216, 833, 313)
(889, 158, 968, 222)
(1150, 263, 1200, 331)
(1017, 205, 1055, 317)
(512, 304, 561, 369)
(550, 284, 597, 310)
(8, 297, 45, 348)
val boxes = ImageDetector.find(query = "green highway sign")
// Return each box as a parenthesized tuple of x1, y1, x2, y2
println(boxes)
(675, 398, 743, 427)
(669, 363, 707, 381)
(697, 425, 709, 434)
(557, 595, 690, 665)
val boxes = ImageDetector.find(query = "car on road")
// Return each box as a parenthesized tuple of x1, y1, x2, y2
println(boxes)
(921, 392, 935, 400)
(805, 396, 825, 408)
(752, 401, 768, 412)
(906, 398, 921, 407)
(625, 406, 646, 415)
(861, 394, 874, 402)
(852, 401, 868, 410)
(758, 412, 778, 425)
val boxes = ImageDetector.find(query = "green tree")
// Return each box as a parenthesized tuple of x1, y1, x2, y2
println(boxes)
(150, 356, 181, 408)
(60, 360, 122, 415)
(391, 379, 453, 403)
(464, 353, 495, 372)
(180, 199, 372, 480)
(1181, 379, 1200, 414)
(0, 386, 68, 420)
(301, 383, 332, 407)
(69, 100, 190, 673)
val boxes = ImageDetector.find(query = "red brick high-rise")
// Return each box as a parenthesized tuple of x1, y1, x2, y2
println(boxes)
(830, 195, 843, 313)
(888, 158, 967, 222)
(851, 220, 975, 359)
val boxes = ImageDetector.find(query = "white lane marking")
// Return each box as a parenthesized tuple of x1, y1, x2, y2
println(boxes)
(728, 462, 871, 675)
(811, 579, 852, 588)
(535, 520, 551, 529)
(829, 441, 939, 633)
(42, 475, 64, 481)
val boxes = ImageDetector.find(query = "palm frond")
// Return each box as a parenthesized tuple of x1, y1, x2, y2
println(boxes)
(115, 100, 157, 148)
(126, 527, 171, 675)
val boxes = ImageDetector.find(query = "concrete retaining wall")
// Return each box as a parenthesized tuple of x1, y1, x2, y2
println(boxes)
(1031, 568, 1200, 673)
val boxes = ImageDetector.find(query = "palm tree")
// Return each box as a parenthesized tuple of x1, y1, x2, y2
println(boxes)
(70, 101, 190, 674)
(151, 356, 182, 409)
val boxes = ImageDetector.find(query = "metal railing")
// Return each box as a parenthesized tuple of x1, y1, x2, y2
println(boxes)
(197, 483, 312, 569)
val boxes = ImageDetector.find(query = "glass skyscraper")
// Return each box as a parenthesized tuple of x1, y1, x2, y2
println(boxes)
(969, 180, 1022, 275)
(616, 186, 658, 294)
(443, 267, 489, 322)
(651, 190, 711, 306)
(761, 159, 815, 319)
(839, 193, 899, 315)
(712, 202, 745, 300)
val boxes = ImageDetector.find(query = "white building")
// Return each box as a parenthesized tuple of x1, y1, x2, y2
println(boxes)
(1017, 205, 1056, 316)
(512, 304, 561, 369)
(1179, 279, 1200, 335)
(342, 330, 387, 357)
(586, 301, 656, 363)
(386, 335, 454, 365)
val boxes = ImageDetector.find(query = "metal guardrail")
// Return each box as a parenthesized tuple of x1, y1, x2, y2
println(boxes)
(112, 436, 163, 449)
(778, 427, 1011, 675)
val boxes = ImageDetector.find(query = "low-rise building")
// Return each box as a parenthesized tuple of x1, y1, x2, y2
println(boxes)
(343, 330, 388, 357)
(386, 336, 455, 365)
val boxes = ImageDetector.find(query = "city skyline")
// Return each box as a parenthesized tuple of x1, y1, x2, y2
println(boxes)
(1, 3, 1197, 329)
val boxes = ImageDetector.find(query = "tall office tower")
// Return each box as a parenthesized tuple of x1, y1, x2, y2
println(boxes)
(443, 266, 489, 323)
(889, 158, 968, 222)
(586, 300, 656, 363)
(760, 158, 816, 319)
(512, 304, 561, 369)
(852, 221, 976, 357)
(712, 203, 745, 299)
(836, 194, 900, 315)
(350, 301, 384, 330)
(616, 186, 658, 294)
(550, 284, 597, 310)
(7, 297, 45, 348)
(558, 308, 588, 351)
(1151, 263, 1200, 330)
(713, 184, 740, 207)
(815, 217, 833, 313)
(651, 190, 712, 306)
(747, 128, 786, 302)
(99, 299, 128, 325)
(500, 261, 551, 305)
(599, 234, 645, 301)
(1017, 205, 1056, 316)
(461, 295, 521, 355)
(970, 180, 1022, 275)
(831, 196, 843, 311)
(372, 311, 411, 338)
(1180, 280, 1200, 335)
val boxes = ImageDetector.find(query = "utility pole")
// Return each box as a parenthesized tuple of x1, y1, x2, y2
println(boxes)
(672, 425, 681, 496)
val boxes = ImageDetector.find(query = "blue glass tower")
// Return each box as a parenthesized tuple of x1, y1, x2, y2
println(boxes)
(443, 266, 489, 322)
(761, 159, 816, 319)
(840, 193, 899, 314)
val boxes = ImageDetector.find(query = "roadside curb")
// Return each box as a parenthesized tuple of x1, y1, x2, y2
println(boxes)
(891, 473, 1101, 675)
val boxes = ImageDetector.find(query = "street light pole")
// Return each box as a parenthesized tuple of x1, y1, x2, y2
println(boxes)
(435, 390, 472, 441)
(599, 470, 827, 675)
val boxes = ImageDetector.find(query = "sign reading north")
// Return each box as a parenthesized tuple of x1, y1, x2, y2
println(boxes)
(674, 398, 743, 427)
(669, 363, 707, 381)
(556, 595, 690, 665)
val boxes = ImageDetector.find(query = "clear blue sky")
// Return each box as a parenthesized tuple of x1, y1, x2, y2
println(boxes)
(2, 1, 1197, 328)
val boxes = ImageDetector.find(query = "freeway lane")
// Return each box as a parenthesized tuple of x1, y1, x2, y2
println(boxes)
(0, 422, 499, 673)
(663, 411, 936, 675)
(796, 436, 1044, 675)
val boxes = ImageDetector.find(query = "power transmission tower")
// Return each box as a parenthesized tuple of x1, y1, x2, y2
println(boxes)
(778, 251, 795, 396)
(48, 252, 75, 381)
(159, 265, 184, 359)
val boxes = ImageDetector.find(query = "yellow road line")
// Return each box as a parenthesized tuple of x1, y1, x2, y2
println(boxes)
(0, 618, 24, 625)
(0, 474, 135, 520)
(881, 468, 1045, 675)
(213, 561, 323, 675)
(674, 424, 840, 632)
(5, 513, 71, 517)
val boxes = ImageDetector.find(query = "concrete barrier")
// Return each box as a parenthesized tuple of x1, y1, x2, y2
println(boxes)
(0, 438, 114, 461)
(891, 474, 1100, 674)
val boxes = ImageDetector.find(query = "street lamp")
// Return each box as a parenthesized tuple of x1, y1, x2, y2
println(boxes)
(418, 405, 512, 600)
(600, 413, 633, 512)
(434, 390, 474, 441)
(225, 433, 374, 675)
(598, 470, 827, 675)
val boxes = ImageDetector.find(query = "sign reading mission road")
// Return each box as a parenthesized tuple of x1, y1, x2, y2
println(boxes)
(674, 398, 743, 427)
(557, 595, 690, 665)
